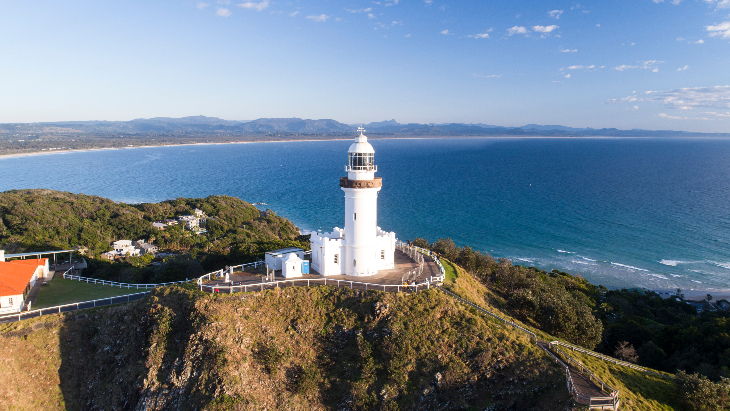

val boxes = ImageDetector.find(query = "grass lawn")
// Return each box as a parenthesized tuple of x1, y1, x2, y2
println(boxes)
(32, 277, 148, 310)
(441, 258, 458, 284)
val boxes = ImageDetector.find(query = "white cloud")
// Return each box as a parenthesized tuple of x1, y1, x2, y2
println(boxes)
(440, 29, 450, 35)
(468, 29, 492, 39)
(653, 0, 683, 4)
(560, 48, 578, 52)
(677, 65, 689, 71)
(704, 0, 730, 9)
(289, 11, 299, 17)
(238, 0, 268, 11)
(707, 21, 730, 38)
(215, 7, 231, 16)
(197, 2, 209, 9)
(405, 33, 411, 37)
(611, 86, 730, 111)
(346, 7, 372, 13)
(532, 25, 559, 33)
(549, 10, 564, 19)
(676, 37, 685, 41)
(306, 14, 330, 22)
(633, 106, 639, 110)
(596, 23, 600, 27)
(507, 26, 528, 36)
(424, 0, 433, 4)
(614, 65, 638, 71)
(567, 65, 584, 70)
(696, 39, 705, 43)
(368, 13, 375, 19)
(564, 74, 571, 78)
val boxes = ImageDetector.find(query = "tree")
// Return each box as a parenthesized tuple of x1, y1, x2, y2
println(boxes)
(614, 341, 639, 363)
(708, 294, 714, 302)
(676, 370, 730, 411)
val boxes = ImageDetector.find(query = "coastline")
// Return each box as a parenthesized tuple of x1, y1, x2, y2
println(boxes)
(0, 134, 704, 161)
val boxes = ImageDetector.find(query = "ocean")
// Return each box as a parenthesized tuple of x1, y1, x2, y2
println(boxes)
(1, 137, 729, 292)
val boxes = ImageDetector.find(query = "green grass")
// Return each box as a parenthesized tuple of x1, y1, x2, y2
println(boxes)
(441, 258, 458, 284)
(32, 277, 147, 309)
(564, 347, 680, 410)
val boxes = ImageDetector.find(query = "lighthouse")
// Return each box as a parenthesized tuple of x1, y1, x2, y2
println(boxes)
(309, 127, 396, 276)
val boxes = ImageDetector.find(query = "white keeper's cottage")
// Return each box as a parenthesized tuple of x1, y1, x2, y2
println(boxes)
(309, 128, 396, 276)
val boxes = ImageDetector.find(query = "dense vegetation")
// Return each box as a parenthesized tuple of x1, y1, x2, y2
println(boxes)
(412, 237, 604, 350)
(0, 285, 570, 410)
(0, 189, 307, 283)
(413, 237, 730, 385)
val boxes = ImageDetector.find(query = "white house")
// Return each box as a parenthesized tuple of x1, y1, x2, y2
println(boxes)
(111, 240, 140, 257)
(0, 251, 47, 314)
(265, 247, 306, 271)
(282, 253, 304, 278)
(309, 128, 396, 276)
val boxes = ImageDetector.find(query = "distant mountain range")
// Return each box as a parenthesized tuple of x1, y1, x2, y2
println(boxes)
(1, 116, 727, 137)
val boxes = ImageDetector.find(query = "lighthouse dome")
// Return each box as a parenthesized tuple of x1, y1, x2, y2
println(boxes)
(348, 135, 375, 154)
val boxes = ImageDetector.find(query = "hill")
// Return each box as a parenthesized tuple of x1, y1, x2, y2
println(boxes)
(0, 284, 570, 410)
(0, 189, 306, 283)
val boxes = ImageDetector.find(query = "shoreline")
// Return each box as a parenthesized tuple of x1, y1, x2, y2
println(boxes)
(0, 134, 718, 160)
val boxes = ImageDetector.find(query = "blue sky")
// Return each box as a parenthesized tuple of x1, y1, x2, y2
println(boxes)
(1, 0, 728, 132)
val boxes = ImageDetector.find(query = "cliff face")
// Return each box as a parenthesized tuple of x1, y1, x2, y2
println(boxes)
(0, 285, 570, 410)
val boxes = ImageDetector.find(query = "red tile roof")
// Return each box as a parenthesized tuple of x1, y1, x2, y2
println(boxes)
(0, 259, 45, 296)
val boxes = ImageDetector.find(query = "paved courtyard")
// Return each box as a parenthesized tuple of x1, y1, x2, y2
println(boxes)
(205, 249, 441, 292)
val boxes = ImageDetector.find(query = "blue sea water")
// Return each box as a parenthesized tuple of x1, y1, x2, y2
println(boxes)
(1, 137, 729, 292)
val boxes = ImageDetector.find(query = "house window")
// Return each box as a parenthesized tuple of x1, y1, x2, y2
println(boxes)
(334, 254, 339, 264)
(353, 259, 356, 267)
(8, 297, 13, 306)
(381, 250, 385, 260)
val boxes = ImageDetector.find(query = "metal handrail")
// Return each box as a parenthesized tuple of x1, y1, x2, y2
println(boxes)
(62, 273, 191, 289)
(550, 340, 671, 379)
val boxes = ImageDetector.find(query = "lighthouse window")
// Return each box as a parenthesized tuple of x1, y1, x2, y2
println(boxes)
(348, 153, 375, 171)
(381, 250, 385, 260)
(353, 259, 356, 267)
(354, 213, 356, 221)
(334, 254, 339, 264)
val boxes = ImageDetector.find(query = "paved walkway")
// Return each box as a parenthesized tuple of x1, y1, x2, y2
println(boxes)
(206, 249, 440, 291)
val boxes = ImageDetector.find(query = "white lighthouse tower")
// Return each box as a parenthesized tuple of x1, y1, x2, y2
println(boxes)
(309, 127, 396, 276)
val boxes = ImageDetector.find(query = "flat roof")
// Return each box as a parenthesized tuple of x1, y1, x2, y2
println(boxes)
(5, 250, 76, 258)
(265, 247, 304, 255)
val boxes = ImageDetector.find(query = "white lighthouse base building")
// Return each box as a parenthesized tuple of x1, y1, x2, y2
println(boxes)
(309, 128, 396, 277)
(310, 227, 395, 276)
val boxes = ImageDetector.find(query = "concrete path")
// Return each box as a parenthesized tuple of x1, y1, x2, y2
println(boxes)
(206, 249, 439, 291)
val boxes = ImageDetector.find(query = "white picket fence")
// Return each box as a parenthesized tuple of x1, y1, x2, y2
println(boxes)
(62, 272, 190, 289)
(0, 292, 151, 324)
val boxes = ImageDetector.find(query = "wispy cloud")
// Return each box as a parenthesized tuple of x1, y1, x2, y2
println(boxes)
(197, 2, 209, 9)
(613, 60, 663, 72)
(468, 29, 492, 39)
(532, 25, 559, 33)
(507, 26, 528, 36)
(653, 0, 683, 4)
(677, 65, 689, 71)
(610, 86, 730, 110)
(614, 65, 638, 71)
(549, 10, 564, 19)
(704, 0, 730, 10)
(289, 11, 299, 17)
(440, 29, 450, 35)
(216, 7, 231, 17)
(238, 0, 269, 11)
(346, 7, 372, 13)
(707, 21, 730, 38)
(560, 48, 578, 52)
(696, 39, 705, 43)
(306, 14, 330, 22)
(564, 74, 571, 78)
(472, 73, 501, 78)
